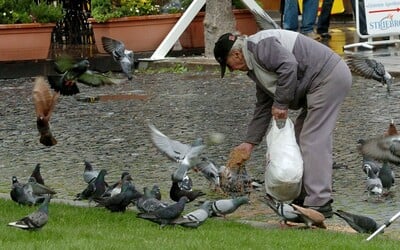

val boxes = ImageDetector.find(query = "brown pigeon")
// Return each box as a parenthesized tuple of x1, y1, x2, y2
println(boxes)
(291, 204, 327, 229)
(32, 76, 59, 146)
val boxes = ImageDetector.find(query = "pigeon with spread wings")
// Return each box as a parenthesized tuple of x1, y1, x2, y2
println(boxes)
(102, 36, 134, 80)
(32, 77, 59, 146)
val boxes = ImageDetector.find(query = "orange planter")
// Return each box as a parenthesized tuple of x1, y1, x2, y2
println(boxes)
(89, 14, 183, 53)
(0, 23, 55, 61)
(179, 9, 259, 49)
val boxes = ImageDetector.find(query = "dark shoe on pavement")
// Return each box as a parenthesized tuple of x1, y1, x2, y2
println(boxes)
(305, 199, 333, 218)
(318, 32, 332, 39)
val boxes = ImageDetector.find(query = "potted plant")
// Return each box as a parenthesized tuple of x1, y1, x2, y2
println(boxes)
(179, 0, 262, 49)
(0, 0, 64, 61)
(90, 0, 186, 53)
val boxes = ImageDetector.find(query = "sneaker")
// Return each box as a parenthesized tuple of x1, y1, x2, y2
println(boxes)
(305, 200, 333, 218)
(303, 31, 321, 41)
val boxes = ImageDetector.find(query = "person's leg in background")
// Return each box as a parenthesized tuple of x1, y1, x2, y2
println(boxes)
(283, 0, 299, 31)
(300, 0, 320, 39)
(317, 0, 334, 39)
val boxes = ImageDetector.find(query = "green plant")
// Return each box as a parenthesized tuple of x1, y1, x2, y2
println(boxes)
(0, 0, 64, 24)
(91, 0, 162, 23)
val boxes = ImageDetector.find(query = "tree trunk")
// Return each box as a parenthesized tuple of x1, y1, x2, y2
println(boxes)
(204, 0, 236, 58)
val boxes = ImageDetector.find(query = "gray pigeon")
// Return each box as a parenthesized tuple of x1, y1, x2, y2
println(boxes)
(365, 165, 383, 198)
(263, 194, 300, 225)
(211, 196, 250, 218)
(194, 157, 221, 188)
(8, 195, 51, 230)
(83, 160, 99, 184)
(10, 176, 56, 206)
(334, 210, 379, 233)
(103, 171, 132, 197)
(171, 200, 212, 228)
(250, 8, 281, 29)
(359, 135, 400, 163)
(75, 169, 108, 202)
(30, 163, 44, 185)
(150, 184, 162, 200)
(136, 187, 168, 213)
(378, 161, 395, 193)
(102, 36, 134, 80)
(137, 196, 189, 227)
(148, 123, 205, 182)
(361, 156, 381, 177)
(345, 55, 393, 93)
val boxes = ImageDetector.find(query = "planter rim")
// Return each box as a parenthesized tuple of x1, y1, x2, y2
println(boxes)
(88, 13, 184, 24)
(0, 22, 56, 29)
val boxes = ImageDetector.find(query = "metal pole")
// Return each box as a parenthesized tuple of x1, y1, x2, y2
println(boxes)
(366, 211, 400, 241)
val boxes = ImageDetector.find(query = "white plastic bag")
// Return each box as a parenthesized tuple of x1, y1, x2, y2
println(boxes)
(265, 118, 303, 202)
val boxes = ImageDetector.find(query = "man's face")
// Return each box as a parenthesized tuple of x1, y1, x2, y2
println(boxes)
(226, 50, 249, 72)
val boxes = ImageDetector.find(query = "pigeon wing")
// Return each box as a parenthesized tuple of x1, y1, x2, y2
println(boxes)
(102, 36, 126, 60)
(250, 9, 281, 30)
(77, 70, 118, 87)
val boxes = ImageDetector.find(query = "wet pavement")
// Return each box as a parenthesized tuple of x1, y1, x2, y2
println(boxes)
(1, 23, 400, 239)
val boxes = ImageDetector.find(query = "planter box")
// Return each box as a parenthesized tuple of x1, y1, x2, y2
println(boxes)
(0, 23, 55, 61)
(179, 9, 259, 49)
(89, 14, 183, 53)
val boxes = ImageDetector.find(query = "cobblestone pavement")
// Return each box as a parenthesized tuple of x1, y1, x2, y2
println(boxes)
(1, 24, 400, 239)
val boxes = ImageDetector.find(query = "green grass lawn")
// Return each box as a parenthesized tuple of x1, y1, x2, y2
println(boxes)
(0, 198, 397, 249)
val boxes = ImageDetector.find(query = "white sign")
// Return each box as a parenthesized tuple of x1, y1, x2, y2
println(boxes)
(364, 0, 400, 35)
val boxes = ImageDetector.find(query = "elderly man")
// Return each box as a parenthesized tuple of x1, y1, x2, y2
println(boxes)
(213, 30, 352, 218)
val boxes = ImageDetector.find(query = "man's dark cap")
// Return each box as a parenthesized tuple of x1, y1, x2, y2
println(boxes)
(213, 33, 237, 78)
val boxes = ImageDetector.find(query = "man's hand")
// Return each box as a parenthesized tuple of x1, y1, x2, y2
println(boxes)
(271, 106, 288, 120)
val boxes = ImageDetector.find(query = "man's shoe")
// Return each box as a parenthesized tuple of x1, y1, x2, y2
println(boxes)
(305, 200, 333, 218)
(303, 31, 321, 41)
(318, 32, 332, 39)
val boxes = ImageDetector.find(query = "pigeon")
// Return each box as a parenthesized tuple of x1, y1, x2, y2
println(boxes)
(210, 196, 250, 218)
(101, 36, 134, 80)
(75, 169, 108, 202)
(47, 56, 118, 96)
(193, 157, 221, 188)
(361, 155, 381, 177)
(150, 184, 162, 200)
(32, 76, 59, 146)
(94, 181, 141, 212)
(171, 200, 212, 228)
(263, 194, 300, 225)
(169, 179, 205, 202)
(10, 176, 56, 206)
(378, 161, 394, 194)
(250, 8, 281, 30)
(291, 204, 327, 229)
(8, 195, 51, 230)
(148, 123, 205, 182)
(136, 187, 168, 213)
(83, 160, 99, 184)
(137, 196, 189, 227)
(178, 174, 193, 191)
(358, 135, 400, 163)
(30, 163, 44, 185)
(345, 55, 393, 94)
(334, 210, 379, 234)
(365, 166, 383, 198)
(103, 171, 132, 197)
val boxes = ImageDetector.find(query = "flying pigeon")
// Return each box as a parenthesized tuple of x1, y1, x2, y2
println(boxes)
(148, 123, 205, 182)
(291, 204, 327, 229)
(83, 160, 99, 184)
(137, 196, 189, 227)
(101, 36, 134, 80)
(94, 181, 141, 212)
(30, 163, 44, 185)
(210, 196, 250, 218)
(345, 55, 393, 94)
(358, 135, 400, 163)
(169, 178, 205, 202)
(193, 157, 221, 188)
(32, 76, 59, 146)
(334, 210, 379, 234)
(263, 194, 300, 225)
(171, 200, 213, 228)
(250, 8, 281, 30)
(47, 55, 118, 96)
(8, 195, 51, 230)
(75, 169, 108, 202)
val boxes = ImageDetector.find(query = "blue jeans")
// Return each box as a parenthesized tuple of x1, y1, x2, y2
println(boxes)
(317, 0, 334, 34)
(283, 0, 319, 34)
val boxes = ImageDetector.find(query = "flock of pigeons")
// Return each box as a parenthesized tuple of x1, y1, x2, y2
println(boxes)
(8, 9, 399, 236)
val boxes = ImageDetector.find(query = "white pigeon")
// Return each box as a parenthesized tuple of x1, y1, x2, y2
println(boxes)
(102, 36, 134, 80)
(148, 123, 205, 182)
